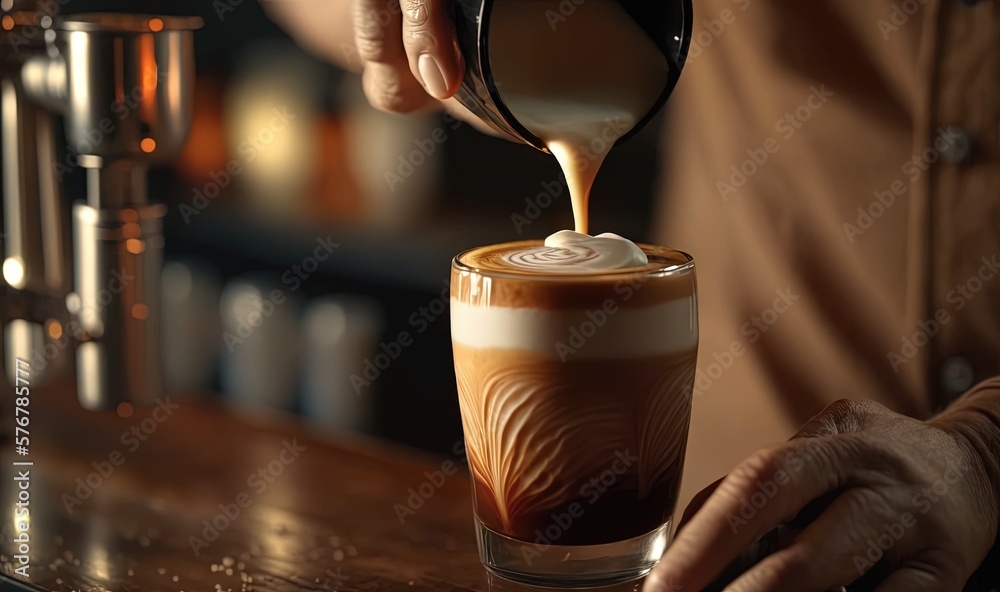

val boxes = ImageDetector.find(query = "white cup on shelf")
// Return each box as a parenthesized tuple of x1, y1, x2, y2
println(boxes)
(161, 260, 222, 396)
(301, 295, 384, 433)
(219, 275, 302, 412)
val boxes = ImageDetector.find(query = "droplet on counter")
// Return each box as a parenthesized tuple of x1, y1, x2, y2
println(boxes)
(173, 576, 180, 582)
(158, 568, 167, 575)
(237, 562, 245, 570)
(333, 550, 344, 561)
(128, 569, 134, 576)
(212, 565, 219, 572)
(408, 581, 414, 586)
(223, 557, 235, 567)
(226, 568, 233, 576)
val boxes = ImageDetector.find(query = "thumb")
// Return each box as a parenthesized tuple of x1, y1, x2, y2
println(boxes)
(678, 477, 723, 530)
(792, 399, 889, 439)
(873, 566, 952, 591)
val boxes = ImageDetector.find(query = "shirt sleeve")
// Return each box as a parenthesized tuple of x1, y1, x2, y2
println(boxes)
(932, 377, 1000, 553)
(934, 376, 1000, 592)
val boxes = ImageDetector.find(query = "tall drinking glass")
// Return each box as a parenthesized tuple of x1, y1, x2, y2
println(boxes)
(450, 241, 698, 587)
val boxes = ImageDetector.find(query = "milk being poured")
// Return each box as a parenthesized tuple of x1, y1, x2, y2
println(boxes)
(489, 0, 671, 243)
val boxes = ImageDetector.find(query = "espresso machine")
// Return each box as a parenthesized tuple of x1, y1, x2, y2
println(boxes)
(1, 1, 201, 410)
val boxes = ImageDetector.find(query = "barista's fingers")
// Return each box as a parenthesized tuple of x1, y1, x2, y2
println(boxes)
(354, 0, 433, 112)
(399, 0, 465, 99)
(361, 63, 434, 113)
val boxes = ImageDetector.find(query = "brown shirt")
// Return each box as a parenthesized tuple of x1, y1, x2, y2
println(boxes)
(657, 0, 1000, 505)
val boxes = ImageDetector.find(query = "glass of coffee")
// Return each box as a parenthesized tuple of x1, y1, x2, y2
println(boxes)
(450, 240, 698, 587)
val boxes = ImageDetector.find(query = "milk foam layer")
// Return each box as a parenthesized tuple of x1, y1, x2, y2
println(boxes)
(499, 231, 649, 274)
(451, 297, 697, 359)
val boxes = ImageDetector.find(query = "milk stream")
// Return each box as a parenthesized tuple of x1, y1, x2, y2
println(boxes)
(489, 0, 669, 270)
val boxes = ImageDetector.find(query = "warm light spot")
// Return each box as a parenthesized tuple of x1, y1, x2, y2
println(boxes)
(126, 239, 145, 254)
(79, 205, 98, 223)
(176, 78, 229, 181)
(65, 293, 82, 314)
(2, 16, 14, 31)
(116, 403, 134, 418)
(3, 257, 24, 288)
(122, 222, 141, 239)
(139, 36, 158, 121)
(121, 209, 138, 223)
(141, 138, 156, 153)
(47, 320, 63, 340)
(148, 18, 164, 32)
(131, 303, 149, 320)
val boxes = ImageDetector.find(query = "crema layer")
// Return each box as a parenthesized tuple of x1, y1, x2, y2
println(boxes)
(453, 240, 694, 310)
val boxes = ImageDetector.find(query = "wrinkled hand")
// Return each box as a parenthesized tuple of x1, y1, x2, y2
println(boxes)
(353, 0, 464, 111)
(644, 399, 999, 592)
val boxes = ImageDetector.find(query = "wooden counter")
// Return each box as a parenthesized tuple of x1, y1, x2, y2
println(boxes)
(0, 387, 643, 592)
(1, 388, 997, 592)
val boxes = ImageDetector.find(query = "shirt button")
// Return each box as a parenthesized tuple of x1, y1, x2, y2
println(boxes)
(940, 355, 976, 397)
(940, 126, 973, 164)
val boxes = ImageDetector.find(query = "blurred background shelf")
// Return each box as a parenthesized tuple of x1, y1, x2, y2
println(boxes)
(168, 207, 510, 293)
(165, 206, 651, 293)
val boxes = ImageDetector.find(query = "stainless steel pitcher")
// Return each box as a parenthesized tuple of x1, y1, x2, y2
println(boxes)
(450, 0, 692, 151)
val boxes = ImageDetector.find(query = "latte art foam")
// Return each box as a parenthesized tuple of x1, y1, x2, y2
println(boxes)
(500, 231, 649, 274)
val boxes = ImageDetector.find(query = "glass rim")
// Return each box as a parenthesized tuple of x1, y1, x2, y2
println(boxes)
(452, 241, 695, 282)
